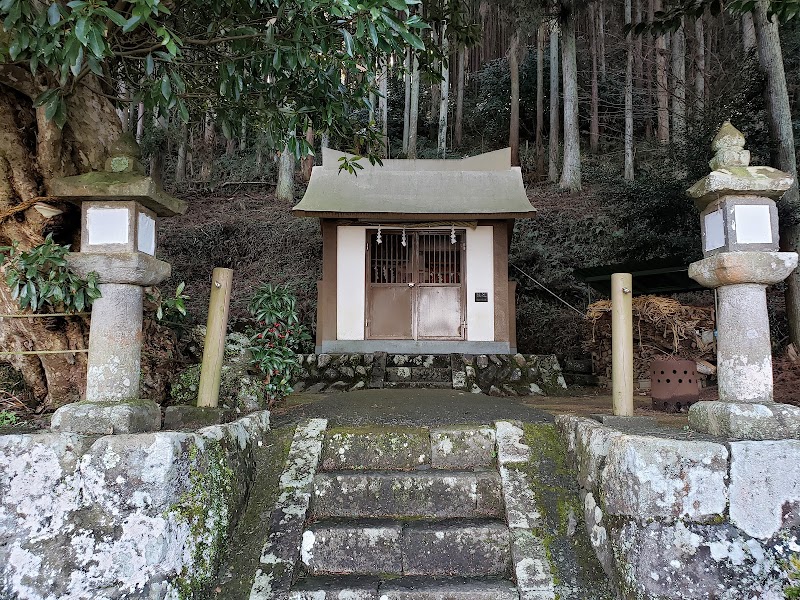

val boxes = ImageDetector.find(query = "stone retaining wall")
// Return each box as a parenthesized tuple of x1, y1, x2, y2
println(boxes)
(556, 415, 800, 599)
(293, 353, 568, 396)
(0, 411, 271, 599)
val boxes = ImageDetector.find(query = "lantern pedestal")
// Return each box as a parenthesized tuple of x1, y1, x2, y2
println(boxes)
(49, 134, 186, 434)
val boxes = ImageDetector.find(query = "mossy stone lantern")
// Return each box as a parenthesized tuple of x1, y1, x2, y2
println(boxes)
(687, 123, 800, 440)
(49, 133, 187, 435)
(691, 123, 788, 257)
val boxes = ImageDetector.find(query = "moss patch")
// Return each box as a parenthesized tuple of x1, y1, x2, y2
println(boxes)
(209, 427, 295, 599)
(520, 422, 613, 599)
(169, 439, 237, 599)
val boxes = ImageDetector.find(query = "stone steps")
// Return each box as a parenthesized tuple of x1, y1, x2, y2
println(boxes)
(290, 575, 519, 599)
(278, 423, 559, 600)
(320, 425, 496, 472)
(300, 519, 512, 577)
(312, 471, 504, 519)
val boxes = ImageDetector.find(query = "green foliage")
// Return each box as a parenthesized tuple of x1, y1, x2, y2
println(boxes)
(785, 555, 800, 598)
(146, 282, 189, 323)
(0, 234, 101, 313)
(248, 284, 311, 403)
(0, 0, 434, 162)
(0, 410, 19, 427)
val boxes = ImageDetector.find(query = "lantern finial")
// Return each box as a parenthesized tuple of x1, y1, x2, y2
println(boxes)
(105, 132, 145, 174)
(709, 121, 750, 171)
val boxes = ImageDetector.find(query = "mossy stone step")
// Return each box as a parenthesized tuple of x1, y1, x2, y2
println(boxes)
(311, 471, 504, 519)
(321, 425, 496, 472)
(322, 427, 430, 471)
(300, 520, 512, 578)
(290, 575, 519, 599)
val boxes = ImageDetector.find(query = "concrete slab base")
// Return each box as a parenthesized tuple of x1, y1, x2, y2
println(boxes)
(688, 400, 800, 440)
(51, 399, 161, 434)
(162, 405, 238, 430)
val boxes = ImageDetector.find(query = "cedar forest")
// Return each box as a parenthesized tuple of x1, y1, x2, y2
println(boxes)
(1, 0, 800, 411)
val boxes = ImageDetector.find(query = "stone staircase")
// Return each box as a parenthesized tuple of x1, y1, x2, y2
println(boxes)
(285, 424, 550, 599)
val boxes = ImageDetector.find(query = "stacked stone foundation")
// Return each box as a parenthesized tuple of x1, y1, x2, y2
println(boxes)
(0, 411, 270, 599)
(292, 352, 568, 396)
(556, 414, 800, 599)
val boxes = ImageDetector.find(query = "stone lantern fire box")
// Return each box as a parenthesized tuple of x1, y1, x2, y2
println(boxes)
(49, 134, 186, 434)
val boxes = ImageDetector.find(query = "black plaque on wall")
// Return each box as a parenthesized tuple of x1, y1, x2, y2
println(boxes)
(475, 292, 488, 302)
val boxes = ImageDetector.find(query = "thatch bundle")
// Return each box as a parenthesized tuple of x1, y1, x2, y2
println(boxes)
(586, 295, 716, 382)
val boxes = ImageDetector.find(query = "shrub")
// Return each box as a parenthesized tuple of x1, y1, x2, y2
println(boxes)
(0, 234, 101, 313)
(247, 284, 311, 404)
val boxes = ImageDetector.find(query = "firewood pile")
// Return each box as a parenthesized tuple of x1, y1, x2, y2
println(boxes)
(585, 295, 716, 382)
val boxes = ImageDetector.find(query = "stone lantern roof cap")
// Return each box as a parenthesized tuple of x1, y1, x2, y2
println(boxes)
(688, 122, 795, 209)
(50, 135, 187, 217)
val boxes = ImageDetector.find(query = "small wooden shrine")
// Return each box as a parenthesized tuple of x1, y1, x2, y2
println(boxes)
(292, 148, 536, 354)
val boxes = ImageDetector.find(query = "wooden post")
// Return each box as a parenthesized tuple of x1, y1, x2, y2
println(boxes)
(197, 268, 234, 408)
(611, 273, 634, 416)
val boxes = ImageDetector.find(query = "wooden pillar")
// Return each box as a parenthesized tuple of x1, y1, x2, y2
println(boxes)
(612, 273, 634, 416)
(198, 268, 234, 408)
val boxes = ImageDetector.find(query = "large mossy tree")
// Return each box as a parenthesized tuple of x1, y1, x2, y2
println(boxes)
(0, 0, 426, 408)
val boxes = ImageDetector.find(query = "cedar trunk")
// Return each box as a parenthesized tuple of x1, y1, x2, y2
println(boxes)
(753, 0, 800, 350)
(589, 3, 600, 154)
(624, 0, 635, 181)
(548, 22, 560, 183)
(0, 74, 122, 409)
(509, 31, 521, 167)
(560, 11, 581, 192)
(535, 24, 545, 177)
(654, 0, 669, 144)
(455, 45, 465, 148)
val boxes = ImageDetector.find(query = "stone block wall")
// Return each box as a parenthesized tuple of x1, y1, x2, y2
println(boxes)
(293, 352, 568, 396)
(555, 415, 800, 599)
(0, 411, 271, 599)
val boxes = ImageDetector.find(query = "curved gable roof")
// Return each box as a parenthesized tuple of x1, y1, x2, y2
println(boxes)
(292, 148, 536, 220)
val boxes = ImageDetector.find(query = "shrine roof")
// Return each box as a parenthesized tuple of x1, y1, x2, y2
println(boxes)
(292, 148, 536, 220)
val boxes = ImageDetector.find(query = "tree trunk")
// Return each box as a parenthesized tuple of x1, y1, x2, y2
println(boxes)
(753, 0, 800, 349)
(560, 11, 581, 192)
(302, 126, 314, 182)
(535, 24, 546, 177)
(176, 121, 188, 183)
(455, 45, 466, 148)
(654, 0, 669, 144)
(276, 139, 296, 203)
(150, 111, 168, 184)
(743, 13, 757, 54)
(430, 25, 441, 140)
(239, 116, 247, 152)
(403, 48, 412, 154)
(408, 53, 421, 159)
(549, 22, 561, 183)
(598, 0, 607, 80)
(0, 74, 121, 409)
(694, 16, 705, 117)
(379, 62, 389, 157)
(200, 113, 215, 182)
(634, 0, 643, 90)
(645, 0, 654, 140)
(438, 24, 449, 158)
(136, 101, 145, 142)
(509, 31, 521, 167)
(671, 20, 686, 146)
(589, 3, 600, 154)
(625, 0, 635, 181)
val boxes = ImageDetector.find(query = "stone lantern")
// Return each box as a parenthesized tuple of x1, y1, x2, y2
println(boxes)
(49, 134, 187, 434)
(687, 122, 800, 440)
